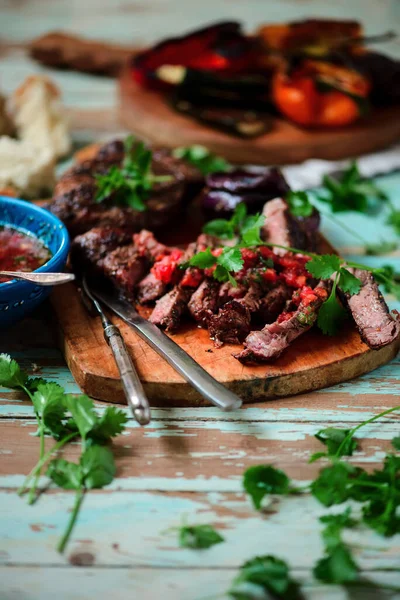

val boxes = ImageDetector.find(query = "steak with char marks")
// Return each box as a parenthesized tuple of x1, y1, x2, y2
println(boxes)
(70, 226, 133, 276)
(340, 269, 400, 349)
(236, 281, 330, 363)
(102, 245, 148, 298)
(261, 197, 309, 254)
(188, 278, 220, 326)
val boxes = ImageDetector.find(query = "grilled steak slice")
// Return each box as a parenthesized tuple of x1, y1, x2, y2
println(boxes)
(340, 269, 400, 349)
(70, 226, 133, 275)
(209, 301, 251, 347)
(218, 281, 247, 305)
(149, 286, 192, 331)
(48, 139, 186, 238)
(152, 147, 204, 201)
(261, 197, 308, 254)
(257, 283, 292, 324)
(209, 283, 264, 346)
(236, 281, 330, 363)
(133, 229, 169, 261)
(102, 245, 149, 298)
(137, 272, 167, 304)
(188, 278, 220, 326)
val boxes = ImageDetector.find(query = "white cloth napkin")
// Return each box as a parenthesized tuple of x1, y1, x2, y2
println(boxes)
(282, 143, 400, 190)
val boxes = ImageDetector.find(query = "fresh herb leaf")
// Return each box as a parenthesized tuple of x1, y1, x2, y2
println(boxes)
(392, 437, 400, 451)
(95, 136, 172, 211)
(240, 213, 265, 246)
(311, 462, 360, 507)
(313, 427, 358, 460)
(338, 268, 361, 295)
(319, 507, 357, 530)
(80, 445, 116, 489)
(387, 208, 400, 235)
(89, 407, 128, 444)
(178, 524, 224, 549)
(229, 555, 301, 600)
(243, 465, 291, 510)
(286, 191, 314, 217)
(0, 353, 29, 389)
(313, 543, 359, 584)
(64, 395, 97, 441)
(172, 145, 230, 175)
(317, 275, 346, 336)
(203, 218, 235, 240)
(306, 254, 341, 279)
(189, 247, 216, 269)
(373, 264, 400, 300)
(218, 246, 244, 274)
(365, 240, 397, 255)
(47, 458, 82, 490)
(317, 162, 388, 214)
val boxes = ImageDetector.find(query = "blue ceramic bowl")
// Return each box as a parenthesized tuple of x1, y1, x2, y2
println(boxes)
(0, 196, 70, 328)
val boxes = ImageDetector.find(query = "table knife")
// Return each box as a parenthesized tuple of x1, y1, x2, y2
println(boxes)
(91, 287, 242, 412)
(82, 277, 151, 426)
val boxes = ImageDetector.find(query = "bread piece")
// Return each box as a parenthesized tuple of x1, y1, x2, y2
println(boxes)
(9, 75, 71, 160)
(0, 136, 55, 198)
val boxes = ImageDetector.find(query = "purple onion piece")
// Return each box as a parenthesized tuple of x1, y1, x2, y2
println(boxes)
(202, 190, 269, 219)
(297, 208, 321, 232)
(206, 167, 290, 196)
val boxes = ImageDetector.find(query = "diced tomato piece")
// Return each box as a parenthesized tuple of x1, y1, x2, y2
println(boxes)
(212, 248, 223, 257)
(261, 268, 278, 283)
(279, 255, 301, 269)
(241, 247, 259, 269)
(205, 265, 217, 277)
(151, 249, 183, 284)
(277, 311, 294, 323)
(259, 246, 275, 260)
(170, 248, 183, 261)
(180, 268, 203, 288)
(314, 286, 329, 300)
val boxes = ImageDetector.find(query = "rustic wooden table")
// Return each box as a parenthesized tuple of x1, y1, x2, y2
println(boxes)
(1, 1, 400, 598)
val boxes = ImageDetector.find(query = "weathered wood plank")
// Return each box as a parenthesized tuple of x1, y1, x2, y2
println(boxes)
(1, 566, 399, 600)
(1, 490, 399, 570)
(1, 416, 398, 489)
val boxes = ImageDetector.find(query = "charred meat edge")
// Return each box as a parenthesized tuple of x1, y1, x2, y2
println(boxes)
(235, 281, 330, 364)
(339, 268, 400, 349)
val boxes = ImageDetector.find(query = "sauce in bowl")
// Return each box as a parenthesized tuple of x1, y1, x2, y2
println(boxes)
(0, 226, 52, 283)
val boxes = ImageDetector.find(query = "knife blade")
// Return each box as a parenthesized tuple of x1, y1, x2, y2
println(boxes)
(92, 287, 242, 412)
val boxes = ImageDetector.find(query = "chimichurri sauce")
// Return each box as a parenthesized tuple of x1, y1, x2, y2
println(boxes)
(0, 226, 52, 283)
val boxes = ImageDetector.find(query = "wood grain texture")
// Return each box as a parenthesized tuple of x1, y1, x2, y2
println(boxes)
(50, 279, 400, 405)
(119, 69, 400, 165)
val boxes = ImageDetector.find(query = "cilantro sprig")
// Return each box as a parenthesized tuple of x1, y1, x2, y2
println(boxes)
(172, 144, 230, 175)
(95, 136, 172, 211)
(177, 524, 224, 549)
(228, 555, 301, 599)
(0, 354, 128, 552)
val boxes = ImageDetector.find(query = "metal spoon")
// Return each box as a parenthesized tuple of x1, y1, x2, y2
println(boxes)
(0, 271, 75, 285)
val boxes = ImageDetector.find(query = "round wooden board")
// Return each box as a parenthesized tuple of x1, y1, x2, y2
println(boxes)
(118, 67, 400, 165)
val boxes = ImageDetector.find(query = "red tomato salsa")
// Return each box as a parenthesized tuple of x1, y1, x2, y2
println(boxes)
(0, 226, 51, 283)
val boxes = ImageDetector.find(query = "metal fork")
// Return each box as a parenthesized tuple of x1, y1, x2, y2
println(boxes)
(81, 276, 151, 426)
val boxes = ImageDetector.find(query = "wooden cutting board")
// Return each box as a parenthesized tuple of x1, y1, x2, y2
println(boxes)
(51, 283, 400, 407)
(118, 67, 400, 165)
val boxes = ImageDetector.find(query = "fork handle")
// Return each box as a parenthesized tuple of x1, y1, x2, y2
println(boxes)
(104, 324, 151, 426)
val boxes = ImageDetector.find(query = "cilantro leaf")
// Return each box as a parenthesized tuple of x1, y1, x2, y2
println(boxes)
(89, 407, 128, 444)
(218, 246, 244, 274)
(229, 555, 301, 600)
(243, 465, 291, 510)
(392, 437, 400, 451)
(311, 462, 361, 507)
(0, 353, 29, 389)
(306, 254, 341, 279)
(286, 191, 314, 218)
(313, 544, 359, 584)
(320, 507, 357, 531)
(47, 458, 82, 490)
(387, 208, 400, 235)
(178, 524, 224, 549)
(189, 248, 216, 269)
(314, 427, 358, 459)
(64, 395, 97, 441)
(80, 445, 116, 489)
(203, 218, 235, 240)
(317, 288, 346, 336)
(172, 145, 230, 175)
(240, 213, 265, 246)
(31, 382, 67, 438)
(338, 268, 361, 295)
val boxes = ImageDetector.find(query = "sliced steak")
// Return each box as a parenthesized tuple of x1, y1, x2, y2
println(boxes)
(257, 283, 292, 324)
(149, 286, 193, 331)
(70, 226, 133, 275)
(236, 281, 330, 363)
(152, 147, 204, 202)
(261, 197, 308, 255)
(340, 269, 400, 349)
(48, 139, 186, 238)
(209, 283, 264, 347)
(102, 245, 149, 298)
(137, 272, 167, 304)
(188, 278, 220, 326)
(133, 229, 169, 261)
(218, 281, 247, 305)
